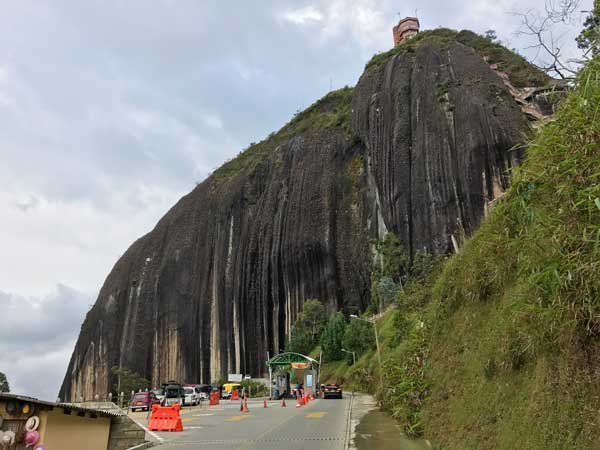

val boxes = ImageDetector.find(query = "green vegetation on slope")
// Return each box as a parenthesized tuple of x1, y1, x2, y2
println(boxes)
(323, 56, 600, 449)
(213, 86, 354, 181)
(366, 28, 550, 87)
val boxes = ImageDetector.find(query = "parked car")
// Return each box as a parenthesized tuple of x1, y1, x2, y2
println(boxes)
(163, 383, 185, 406)
(130, 391, 160, 411)
(185, 384, 210, 400)
(183, 387, 199, 406)
(221, 383, 241, 399)
(322, 384, 343, 399)
(151, 388, 165, 403)
(195, 384, 211, 400)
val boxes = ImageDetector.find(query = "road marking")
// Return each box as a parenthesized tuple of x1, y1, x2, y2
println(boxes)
(305, 411, 327, 419)
(230, 399, 348, 450)
(129, 418, 165, 442)
(226, 415, 251, 422)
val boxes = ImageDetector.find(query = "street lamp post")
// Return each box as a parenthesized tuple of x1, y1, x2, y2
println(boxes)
(341, 348, 356, 366)
(341, 348, 357, 397)
(350, 314, 384, 405)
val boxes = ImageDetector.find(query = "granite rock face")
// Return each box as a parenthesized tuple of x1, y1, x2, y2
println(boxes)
(60, 32, 544, 401)
(352, 39, 529, 255)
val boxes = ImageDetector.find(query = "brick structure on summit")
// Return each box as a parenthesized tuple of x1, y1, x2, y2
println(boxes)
(393, 17, 420, 46)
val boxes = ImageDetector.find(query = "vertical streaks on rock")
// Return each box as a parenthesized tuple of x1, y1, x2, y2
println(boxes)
(353, 40, 528, 257)
(61, 34, 538, 401)
(60, 127, 373, 401)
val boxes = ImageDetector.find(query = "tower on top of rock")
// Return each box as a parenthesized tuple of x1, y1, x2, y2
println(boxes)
(393, 16, 419, 46)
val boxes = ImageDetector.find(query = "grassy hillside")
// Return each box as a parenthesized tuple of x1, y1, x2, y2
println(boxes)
(366, 28, 550, 87)
(322, 56, 600, 449)
(212, 86, 354, 181)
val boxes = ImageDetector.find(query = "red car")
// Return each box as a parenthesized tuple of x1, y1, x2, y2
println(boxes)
(130, 391, 160, 411)
(322, 384, 343, 399)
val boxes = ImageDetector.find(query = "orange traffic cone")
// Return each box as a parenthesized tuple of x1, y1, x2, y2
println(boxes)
(281, 397, 287, 407)
(263, 400, 268, 408)
(296, 395, 302, 408)
(242, 399, 249, 413)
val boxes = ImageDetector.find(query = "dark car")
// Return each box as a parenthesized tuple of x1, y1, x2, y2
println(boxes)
(322, 384, 343, 399)
(195, 384, 212, 400)
(130, 391, 160, 411)
(163, 383, 185, 406)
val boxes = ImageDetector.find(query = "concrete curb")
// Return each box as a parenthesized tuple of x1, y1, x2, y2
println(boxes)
(344, 394, 354, 450)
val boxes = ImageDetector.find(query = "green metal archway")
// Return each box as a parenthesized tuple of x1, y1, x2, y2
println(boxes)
(266, 352, 319, 399)
(266, 352, 319, 368)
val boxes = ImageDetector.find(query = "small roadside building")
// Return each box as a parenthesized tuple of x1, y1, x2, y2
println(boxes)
(0, 394, 147, 450)
(267, 352, 319, 399)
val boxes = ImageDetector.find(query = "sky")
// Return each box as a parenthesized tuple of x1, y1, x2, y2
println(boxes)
(0, 0, 592, 401)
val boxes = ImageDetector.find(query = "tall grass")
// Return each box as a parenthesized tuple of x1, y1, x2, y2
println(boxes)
(324, 56, 600, 448)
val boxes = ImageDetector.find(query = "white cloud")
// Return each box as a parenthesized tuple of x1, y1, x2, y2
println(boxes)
(0, 187, 179, 297)
(201, 112, 224, 130)
(0, 285, 90, 401)
(282, 5, 324, 25)
(320, 0, 387, 42)
(231, 60, 265, 81)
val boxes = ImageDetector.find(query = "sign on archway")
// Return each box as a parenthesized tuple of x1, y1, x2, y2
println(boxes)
(266, 352, 319, 399)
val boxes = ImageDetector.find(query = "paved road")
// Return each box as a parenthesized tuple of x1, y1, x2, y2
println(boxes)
(131, 397, 351, 450)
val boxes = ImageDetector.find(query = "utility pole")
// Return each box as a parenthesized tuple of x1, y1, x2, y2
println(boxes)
(350, 315, 383, 406)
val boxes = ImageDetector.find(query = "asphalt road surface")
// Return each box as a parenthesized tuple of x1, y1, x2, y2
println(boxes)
(131, 396, 351, 450)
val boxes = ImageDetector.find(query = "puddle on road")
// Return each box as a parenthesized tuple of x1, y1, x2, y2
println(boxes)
(354, 410, 431, 450)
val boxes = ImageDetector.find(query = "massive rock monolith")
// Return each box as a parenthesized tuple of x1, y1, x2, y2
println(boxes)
(60, 29, 550, 401)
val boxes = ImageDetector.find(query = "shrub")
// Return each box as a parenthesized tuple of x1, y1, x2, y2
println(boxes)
(343, 319, 375, 364)
(321, 313, 348, 361)
(240, 379, 269, 398)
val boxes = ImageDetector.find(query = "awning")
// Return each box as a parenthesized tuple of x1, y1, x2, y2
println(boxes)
(266, 352, 318, 369)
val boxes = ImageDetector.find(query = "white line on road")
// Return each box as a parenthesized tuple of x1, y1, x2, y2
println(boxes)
(130, 419, 165, 443)
(344, 394, 354, 450)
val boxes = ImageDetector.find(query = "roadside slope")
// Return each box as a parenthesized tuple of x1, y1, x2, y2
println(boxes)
(424, 53, 600, 450)
(326, 55, 600, 450)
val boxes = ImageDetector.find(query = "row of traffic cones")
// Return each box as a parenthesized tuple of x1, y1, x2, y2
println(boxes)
(238, 395, 314, 412)
(295, 393, 313, 408)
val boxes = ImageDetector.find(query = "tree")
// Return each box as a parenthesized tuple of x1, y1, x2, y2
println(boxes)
(0, 372, 10, 393)
(320, 313, 347, 361)
(513, 0, 582, 79)
(287, 299, 326, 355)
(378, 233, 409, 281)
(297, 299, 326, 343)
(410, 250, 439, 280)
(111, 366, 150, 402)
(288, 326, 314, 355)
(343, 320, 375, 364)
(376, 277, 400, 310)
(484, 29, 499, 43)
(576, 0, 600, 57)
